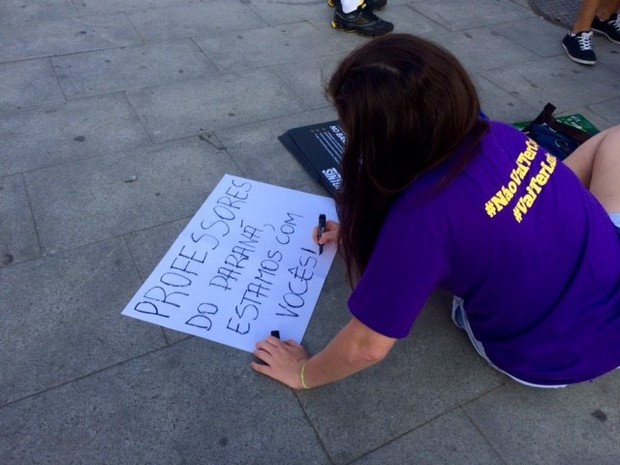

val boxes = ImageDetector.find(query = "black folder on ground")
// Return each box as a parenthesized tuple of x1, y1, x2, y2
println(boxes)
(280, 109, 601, 199)
(278, 120, 345, 198)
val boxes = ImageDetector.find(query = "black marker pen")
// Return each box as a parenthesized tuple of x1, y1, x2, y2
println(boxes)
(318, 214, 326, 255)
(255, 330, 281, 366)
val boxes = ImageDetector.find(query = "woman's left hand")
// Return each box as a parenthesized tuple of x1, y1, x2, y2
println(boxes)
(251, 336, 309, 389)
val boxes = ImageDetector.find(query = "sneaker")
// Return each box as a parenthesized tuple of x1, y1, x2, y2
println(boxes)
(328, 0, 387, 11)
(332, 3, 394, 37)
(592, 13, 620, 44)
(562, 31, 596, 65)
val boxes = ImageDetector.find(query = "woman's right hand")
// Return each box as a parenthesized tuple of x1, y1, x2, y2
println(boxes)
(313, 220, 340, 247)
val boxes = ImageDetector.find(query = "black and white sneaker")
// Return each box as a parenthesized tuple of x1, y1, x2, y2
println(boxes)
(562, 30, 596, 65)
(592, 13, 620, 44)
(328, 0, 387, 11)
(331, 2, 394, 37)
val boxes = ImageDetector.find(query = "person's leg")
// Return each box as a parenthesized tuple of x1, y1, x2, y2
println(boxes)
(592, 0, 620, 43)
(563, 125, 620, 213)
(596, 0, 620, 19)
(573, 0, 600, 32)
(566, 0, 620, 32)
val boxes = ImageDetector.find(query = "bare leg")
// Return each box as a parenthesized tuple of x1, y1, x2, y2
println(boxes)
(564, 125, 620, 213)
(573, 0, 601, 33)
(597, 0, 620, 20)
(571, 0, 620, 32)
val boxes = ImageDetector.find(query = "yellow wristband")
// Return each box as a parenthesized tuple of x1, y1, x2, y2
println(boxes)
(300, 361, 310, 389)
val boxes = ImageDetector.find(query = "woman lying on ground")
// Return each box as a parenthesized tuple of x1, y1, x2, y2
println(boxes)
(252, 34, 620, 389)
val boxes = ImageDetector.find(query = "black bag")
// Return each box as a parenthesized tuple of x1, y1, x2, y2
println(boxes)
(521, 103, 592, 160)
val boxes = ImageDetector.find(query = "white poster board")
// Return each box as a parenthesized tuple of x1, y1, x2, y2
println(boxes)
(122, 174, 338, 352)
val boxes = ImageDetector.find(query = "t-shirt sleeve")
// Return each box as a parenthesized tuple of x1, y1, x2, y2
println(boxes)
(348, 210, 450, 339)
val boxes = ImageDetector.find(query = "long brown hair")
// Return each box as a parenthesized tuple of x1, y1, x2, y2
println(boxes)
(327, 34, 488, 285)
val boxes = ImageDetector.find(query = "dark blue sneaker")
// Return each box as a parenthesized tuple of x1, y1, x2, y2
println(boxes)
(328, 0, 387, 11)
(562, 31, 596, 65)
(331, 2, 394, 37)
(591, 13, 620, 44)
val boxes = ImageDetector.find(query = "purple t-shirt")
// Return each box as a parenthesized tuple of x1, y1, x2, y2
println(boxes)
(349, 121, 620, 385)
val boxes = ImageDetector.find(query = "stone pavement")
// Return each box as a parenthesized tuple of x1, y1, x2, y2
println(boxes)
(1, 0, 619, 464)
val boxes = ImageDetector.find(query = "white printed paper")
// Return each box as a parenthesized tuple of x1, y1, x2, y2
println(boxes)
(122, 174, 338, 352)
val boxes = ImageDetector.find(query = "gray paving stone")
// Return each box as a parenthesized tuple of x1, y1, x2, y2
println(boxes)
(248, 0, 332, 25)
(194, 22, 347, 72)
(587, 368, 620, 441)
(489, 16, 565, 57)
(485, 55, 620, 111)
(126, 1, 268, 42)
(0, 93, 151, 177)
(52, 40, 218, 99)
(0, 174, 40, 267)
(589, 96, 620, 127)
(0, 59, 65, 112)
(380, 4, 451, 37)
(0, 337, 331, 465)
(0, 238, 165, 406)
(408, 0, 534, 31)
(25, 137, 240, 254)
(350, 408, 505, 465)
(311, 17, 376, 49)
(269, 53, 343, 110)
(433, 28, 536, 73)
(474, 74, 539, 123)
(75, 0, 200, 14)
(126, 69, 308, 143)
(0, 0, 77, 24)
(463, 377, 620, 465)
(299, 289, 505, 464)
(215, 107, 339, 190)
(595, 43, 620, 73)
(0, 13, 142, 62)
(124, 219, 189, 280)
